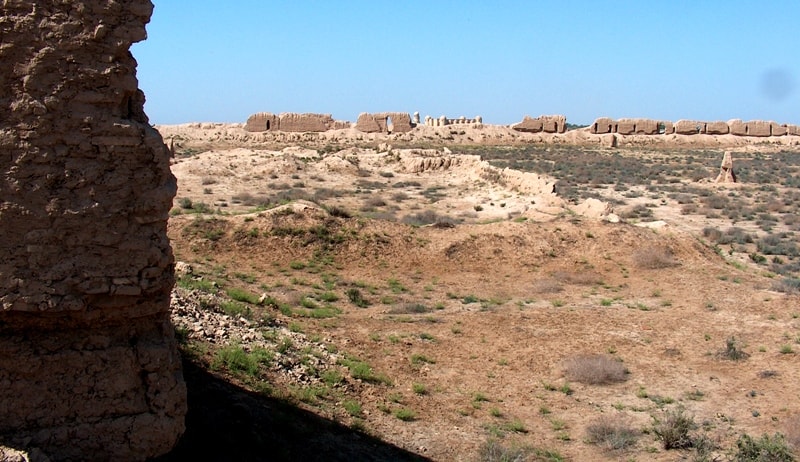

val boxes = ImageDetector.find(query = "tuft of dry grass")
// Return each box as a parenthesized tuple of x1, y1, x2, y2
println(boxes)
(563, 354, 628, 385)
(585, 416, 640, 450)
(531, 278, 563, 293)
(632, 246, 678, 269)
(785, 415, 800, 452)
(551, 270, 604, 286)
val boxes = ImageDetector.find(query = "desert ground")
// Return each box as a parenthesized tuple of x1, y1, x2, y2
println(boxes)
(155, 124, 800, 461)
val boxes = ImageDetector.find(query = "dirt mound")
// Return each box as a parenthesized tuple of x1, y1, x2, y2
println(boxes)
(166, 205, 800, 461)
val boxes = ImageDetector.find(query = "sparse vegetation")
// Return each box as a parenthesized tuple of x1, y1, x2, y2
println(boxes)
(652, 406, 697, 450)
(585, 416, 640, 450)
(563, 354, 628, 384)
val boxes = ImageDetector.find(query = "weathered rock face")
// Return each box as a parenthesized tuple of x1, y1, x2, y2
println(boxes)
(0, 1, 186, 460)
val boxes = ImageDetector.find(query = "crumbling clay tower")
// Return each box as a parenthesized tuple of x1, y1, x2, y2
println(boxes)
(0, 1, 186, 460)
(715, 151, 737, 183)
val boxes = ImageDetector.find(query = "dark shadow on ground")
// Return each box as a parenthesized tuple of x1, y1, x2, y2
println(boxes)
(152, 358, 430, 462)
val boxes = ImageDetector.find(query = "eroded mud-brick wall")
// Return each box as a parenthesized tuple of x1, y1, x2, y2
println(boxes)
(0, 1, 186, 460)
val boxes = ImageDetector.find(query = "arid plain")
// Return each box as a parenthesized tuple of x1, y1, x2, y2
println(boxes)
(157, 123, 800, 461)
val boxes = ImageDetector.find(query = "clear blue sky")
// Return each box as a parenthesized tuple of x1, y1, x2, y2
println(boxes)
(133, 1, 799, 126)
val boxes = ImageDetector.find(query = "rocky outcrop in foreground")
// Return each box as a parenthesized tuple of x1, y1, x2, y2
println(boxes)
(0, 1, 185, 460)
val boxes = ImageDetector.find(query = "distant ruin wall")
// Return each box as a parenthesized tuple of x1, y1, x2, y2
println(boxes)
(354, 112, 413, 133)
(512, 115, 567, 134)
(244, 112, 347, 132)
(0, 1, 186, 459)
(422, 114, 483, 127)
(590, 117, 799, 138)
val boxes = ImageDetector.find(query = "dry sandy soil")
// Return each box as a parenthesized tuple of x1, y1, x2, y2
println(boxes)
(157, 124, 800, 461)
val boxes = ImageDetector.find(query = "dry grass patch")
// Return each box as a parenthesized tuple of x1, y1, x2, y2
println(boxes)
(632, 246, 678, 269)
(531, 278, 563, 294)
(551, 270, 603, 286)
(785, 415, 800, 453)
(563, 354, 628, 385)
(585, 416, 640, 451)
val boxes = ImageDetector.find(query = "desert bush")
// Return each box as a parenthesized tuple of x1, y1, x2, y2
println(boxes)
(324, 205, 351, 218)
(681, 203, 699, 215)
(632, 246, 678, 269)
(702, 226, 723, 242)
(391, 192, 409, 202)
(652, 406, 697, 450)
(231, 192, 270, 207)
(388, 303, 432, 314)
(531, 278, 563, 293)
(785, 415, 800, 453)
(364, 196, 387, 208)
(670, 193, 695, 204)
(551, 270, 603, 286)
(773, 278, 800, 294)
(733, 433, 795, 462)
(392, 180, 422, 188)
(585, 416, 640, 450)
(346, 288, 369, 308)
(401, 210, 456, 227)
(719, 336, 749, 361)
(621, 204, 654, 220)
(758, 234, 799, 257)
(563, 354, 628, 384)
(178, 197, 193, 209)
(702, 194, 729, 209)
(720, 227, 755, 245)
(313, 187, 344, 201)
(477, 438, 530, 462)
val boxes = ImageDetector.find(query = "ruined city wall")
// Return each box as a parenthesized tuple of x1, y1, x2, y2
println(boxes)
(0, 1, 186, 459)
(590, 117, 798, 138)
(512, 115, 567, 134)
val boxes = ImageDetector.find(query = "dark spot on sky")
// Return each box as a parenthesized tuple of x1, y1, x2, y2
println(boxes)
(760, 69, 795, 102)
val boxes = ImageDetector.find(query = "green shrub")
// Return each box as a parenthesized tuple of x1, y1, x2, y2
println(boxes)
(652, 406, 696, 450)
(346, 288, 369, 307)
(343, 400, 362, 417)
(211, 345, 270, 376)
(226, 287, 260, 304)
(733, 433, 794, 462)
(394, 408, 416, 421)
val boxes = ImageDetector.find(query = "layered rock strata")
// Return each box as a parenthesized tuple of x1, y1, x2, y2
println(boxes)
(0, 1, 186, 460)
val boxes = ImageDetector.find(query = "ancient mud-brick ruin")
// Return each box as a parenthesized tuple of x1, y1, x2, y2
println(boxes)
(244, 112, 350, 132)
(355, 112, 414, 133)
(421, 114, 483, 127)
(511, 115, 567, 134)
(590, 117, 800, 137)
(0, 1, 186, 459)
